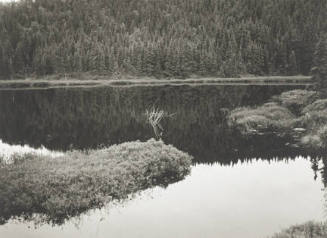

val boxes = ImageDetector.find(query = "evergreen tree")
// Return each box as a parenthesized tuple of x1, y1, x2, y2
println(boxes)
(288, 50, 297, 75)
(312, 34, 327, 92)
(0, 0, 325, 79)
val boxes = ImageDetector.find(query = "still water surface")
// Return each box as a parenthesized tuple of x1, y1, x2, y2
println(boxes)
(0, 158, 324, 238)
(0, 84, 309, 161)
(0, 84, 325, 237)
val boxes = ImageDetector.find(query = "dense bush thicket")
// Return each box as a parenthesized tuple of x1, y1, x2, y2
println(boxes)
(0, 139, 192, 224)
(0, 0, 326, 79)
(228, 89, 327, 150)
(227, 102, 296, 137)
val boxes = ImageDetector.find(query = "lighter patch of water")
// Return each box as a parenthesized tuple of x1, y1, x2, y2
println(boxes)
(0, 156, 325, 238)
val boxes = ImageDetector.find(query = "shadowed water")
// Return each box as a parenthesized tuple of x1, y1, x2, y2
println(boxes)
(0, 84, 310, 162)
(0, 84, 325, 238)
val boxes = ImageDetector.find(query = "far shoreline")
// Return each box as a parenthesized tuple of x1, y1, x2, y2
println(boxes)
(0, 75, 314, 90)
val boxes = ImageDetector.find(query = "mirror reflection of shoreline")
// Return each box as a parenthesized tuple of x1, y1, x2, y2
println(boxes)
(0, 85, 307, 163)
(310, 156, 327, 188)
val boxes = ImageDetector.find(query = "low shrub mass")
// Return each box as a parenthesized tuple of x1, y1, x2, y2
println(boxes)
(0, 139, 192, 224)
(270, 221, 327, 238)
(300, 124, 327, 149)
(228, 89, 327, 150)
(272, 90, 318, 115)
(228, 102, 296, 136)
(302, 99, 327, 114)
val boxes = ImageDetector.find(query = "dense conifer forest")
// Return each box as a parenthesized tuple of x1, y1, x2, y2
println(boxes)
(0, 0, 326, 79)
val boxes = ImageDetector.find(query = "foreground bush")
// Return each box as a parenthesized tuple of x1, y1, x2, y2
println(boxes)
(270, 221, 327, 238)
(0, 139, 192, 224)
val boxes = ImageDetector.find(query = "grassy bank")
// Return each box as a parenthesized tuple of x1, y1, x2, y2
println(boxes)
(227, 89, 327, 150)
(270, 221, 327, 238)
(0, 76, 313, 90)
(0, 139, 192, 225)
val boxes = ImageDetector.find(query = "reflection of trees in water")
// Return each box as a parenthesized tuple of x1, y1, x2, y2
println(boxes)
(0, 84, 306, 164)
(310, 156, 327, 216)
(310, 156, 327, 188)
(2, 84, 327, 227)
(322, 157, 327, 188)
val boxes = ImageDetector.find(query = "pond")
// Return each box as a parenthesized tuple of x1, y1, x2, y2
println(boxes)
(0, 84, 325, 238)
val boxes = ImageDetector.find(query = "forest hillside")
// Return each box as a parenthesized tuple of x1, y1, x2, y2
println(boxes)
(0, 0, 326, 79)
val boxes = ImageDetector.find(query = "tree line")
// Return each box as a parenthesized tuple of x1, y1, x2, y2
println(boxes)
(0, 0, 326, 79)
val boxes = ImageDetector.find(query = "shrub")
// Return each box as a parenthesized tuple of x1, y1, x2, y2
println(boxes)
(0, 139, 192, 225)
(301, 134, 324, 149)
(301, 125, 327, 149)
(300, 109, 327, 130)
(227, 89, 327, 151)
(302, 99, 327, 114)
(272, 90, 318, 114)
(228, 103, 296, 136)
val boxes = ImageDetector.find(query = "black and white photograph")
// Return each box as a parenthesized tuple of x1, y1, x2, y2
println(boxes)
(0, 0, 326, 237)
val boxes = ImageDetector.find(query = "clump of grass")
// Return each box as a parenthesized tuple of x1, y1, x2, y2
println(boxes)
(272, 89, 318, 114)
(0, 139, 192, 225)
(228, 102, 296, 136)
(270, 221, 327, 238)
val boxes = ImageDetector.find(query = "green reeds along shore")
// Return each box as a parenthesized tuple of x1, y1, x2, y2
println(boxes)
(227, 89, 327, 150)
(0, 139, 192, 225)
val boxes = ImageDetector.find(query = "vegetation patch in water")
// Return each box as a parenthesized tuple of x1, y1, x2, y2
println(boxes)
(302, 99, 327, 114)
(228, 102, 296, 137)
(271, 90, 318, 115)
(0, 139, 192, 225)
(270, 221, 327, 238)
(228, 89, 327, 150)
